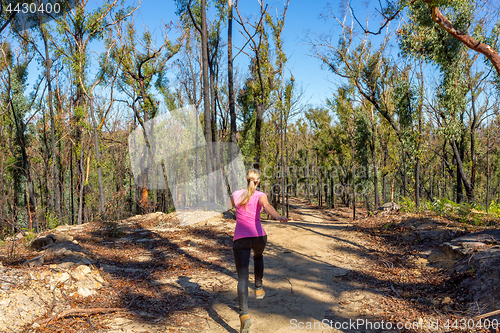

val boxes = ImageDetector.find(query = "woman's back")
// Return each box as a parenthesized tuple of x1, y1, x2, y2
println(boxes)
(232, 189, 266, 241)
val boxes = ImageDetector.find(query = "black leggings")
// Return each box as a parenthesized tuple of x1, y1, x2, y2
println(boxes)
(233, 235, 267, 316)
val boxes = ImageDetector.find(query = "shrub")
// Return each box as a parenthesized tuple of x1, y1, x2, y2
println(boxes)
(396, 196, 500, 226)
(23, 228, 37, 243)
(45, 212, 61, 230)
(399, 196, 415, 213)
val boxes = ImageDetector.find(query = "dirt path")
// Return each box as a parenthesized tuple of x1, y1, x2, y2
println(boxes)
(194, 198, 387, 333)
(2, 196, 495, 332)
(2, 197, 448, 333)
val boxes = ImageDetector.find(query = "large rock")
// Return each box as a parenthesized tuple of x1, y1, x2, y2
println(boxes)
(439, 230, 500, 259)
(378, 202, 400, 212)
(450, 229, 500, 246)
(29, 233, 75, 251)
(29, 234, 56, 251)
(440, 242, 467, 259)
(442, 229, 500, 316)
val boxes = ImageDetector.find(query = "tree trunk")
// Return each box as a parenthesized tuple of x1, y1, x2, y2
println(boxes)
(351, 135, 356, 220)
(451, 139, 473, 202)
(77, 136, 86, 225)
(228, 0, 238, 186)
(201, 0, 213, 184)
(40, 21, 61, 222)
(330, 175, 334, 208)
(89, 99, 105, 216)
(415, 158, 421, 207)
(402, 151, 408, 198)
(369, 105, 380, 207)
(209, 59, 223, 203)
(254, 102, 264, 169)
(486, 121, 490, 211)
(382, 144, 387, 203)
(470, 84, 477, 202)
(391, 178, 394, 202)
(209, 56, 220, 203)
(442, 143, 447, 199)
(430, 173, 433, 201)
(456, 156, 463, 203)
(352, 161, 356, 220)
(415, 61, 424, 208)
(403, 169, 407, 197)
(280, 104, 285, 215)
(306, 149, 310, 201)
(285, 135, 289, 218)
(315, 153, 319, 205)
(70, 147, 74, 224)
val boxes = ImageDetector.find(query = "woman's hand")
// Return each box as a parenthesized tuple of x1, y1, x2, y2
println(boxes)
(278, 216, 288, 223)
(259, 194, 288, 223)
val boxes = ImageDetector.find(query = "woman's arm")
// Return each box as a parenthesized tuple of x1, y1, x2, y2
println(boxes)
(259, 194, 288, 223)
(230, 195, 235, 208)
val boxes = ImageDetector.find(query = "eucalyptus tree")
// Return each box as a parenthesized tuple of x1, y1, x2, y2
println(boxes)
(398, 0, 497, 203)
(54, 0, 134, 223)
(330, 86, 358, 218)
(304, 106, 335, 206)
(228, 0, 237, 184)
(358, 0, 500, 78)
(0, 41, 39, 229)
(265, 1, 294, 213)
(235, 1, 290, 170)
(175, 0, 213, 174)
(105, 18, 183, 213)
(176, 0, 232, 204)
(310, 10, 421, 206)
(9, 9, 64, 223)
(78, 42, 121, 217)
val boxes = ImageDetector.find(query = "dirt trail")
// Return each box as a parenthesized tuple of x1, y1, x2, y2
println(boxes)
(3, 196, 494, 332)
(197, 198, 387, 333)
(0, 198, 421, 333)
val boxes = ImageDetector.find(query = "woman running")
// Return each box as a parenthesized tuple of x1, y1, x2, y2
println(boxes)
(230, 168, 288, 333)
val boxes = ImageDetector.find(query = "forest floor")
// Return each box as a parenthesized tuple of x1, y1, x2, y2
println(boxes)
(0, 197, 499, 332)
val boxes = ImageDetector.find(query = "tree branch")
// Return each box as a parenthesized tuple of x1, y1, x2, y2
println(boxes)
(427, 2, 500, 76)
(187, 0, 202, 35)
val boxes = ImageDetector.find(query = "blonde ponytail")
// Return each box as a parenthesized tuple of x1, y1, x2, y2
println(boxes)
(238, 168, 260, 208)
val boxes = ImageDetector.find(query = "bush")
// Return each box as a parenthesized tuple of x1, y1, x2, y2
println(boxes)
(23, 228, 37, 243)
(487, 200, 500, 217)
(399, 197, 499, 226)
(399, 196, 415, 213)
(45, 212, 61, 230)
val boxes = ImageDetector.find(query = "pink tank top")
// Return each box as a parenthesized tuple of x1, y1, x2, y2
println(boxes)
(232, 189, 267, 241)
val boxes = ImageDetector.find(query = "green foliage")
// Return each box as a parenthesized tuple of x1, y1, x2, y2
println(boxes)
(399, 196, 416, 213)
(487, 201, 500, 216)
(45, 212, 61, 230)
(23, 229, 37, 243)
(399, 197, 500, 226)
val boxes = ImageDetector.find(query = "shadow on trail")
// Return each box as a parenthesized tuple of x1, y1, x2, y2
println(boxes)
(285, 221, 381, 254)
(78, 219, 374, 332)
(22, 203, 452, 333)
(59, 222, 239, 331)
(177, 276, 239, 333)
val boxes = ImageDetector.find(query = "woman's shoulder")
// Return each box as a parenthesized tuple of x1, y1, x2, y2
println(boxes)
(232, 189, 245, 196)
(254, 190, 266, 198)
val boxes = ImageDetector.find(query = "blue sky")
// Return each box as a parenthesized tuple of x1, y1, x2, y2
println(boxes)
(7, 0, 390, 110)
(129, 0, 378, 107)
